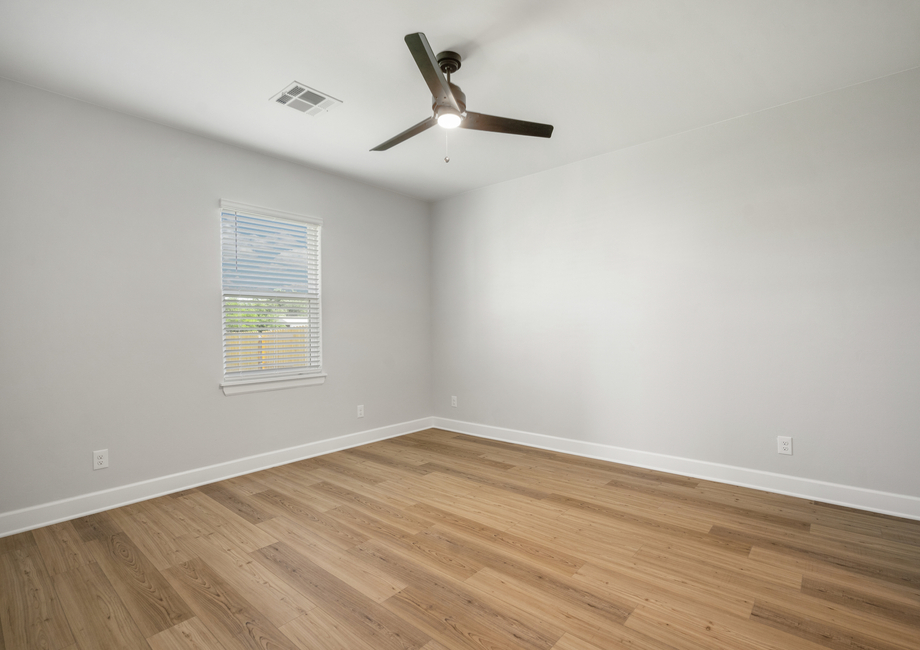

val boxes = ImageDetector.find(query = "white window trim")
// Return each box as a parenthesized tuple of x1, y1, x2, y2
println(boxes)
(219, 199, 325, 396)
(220, 199, 323, 227)
(221, 373, 326, 396)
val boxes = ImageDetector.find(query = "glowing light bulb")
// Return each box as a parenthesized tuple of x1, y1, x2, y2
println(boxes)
(437, 112, 462, 129)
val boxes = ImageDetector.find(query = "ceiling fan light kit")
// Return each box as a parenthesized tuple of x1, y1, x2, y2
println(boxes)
(437, 111, 462, 128)
(371, 33, 553, 152)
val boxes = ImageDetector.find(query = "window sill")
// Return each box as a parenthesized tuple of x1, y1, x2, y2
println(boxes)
(221, 373, 326, 396)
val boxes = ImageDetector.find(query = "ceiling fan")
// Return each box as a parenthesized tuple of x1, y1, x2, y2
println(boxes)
(371, 32, 554, 152)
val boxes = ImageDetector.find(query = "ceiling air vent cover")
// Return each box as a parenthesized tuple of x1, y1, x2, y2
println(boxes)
(272, 82, 342, 116)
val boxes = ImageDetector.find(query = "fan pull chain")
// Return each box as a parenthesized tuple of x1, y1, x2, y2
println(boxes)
(446, 70, 451, 162)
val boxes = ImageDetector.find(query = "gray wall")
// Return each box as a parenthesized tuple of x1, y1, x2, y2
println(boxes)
(0, 78, 432, 514)
(431, 68, 920, 498)
(3, 64, 920, 522)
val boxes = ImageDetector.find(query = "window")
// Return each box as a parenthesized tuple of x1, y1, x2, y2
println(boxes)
(219, 200, 324, 395)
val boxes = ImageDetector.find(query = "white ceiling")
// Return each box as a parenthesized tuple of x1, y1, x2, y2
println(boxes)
(1, 1, 919, 201)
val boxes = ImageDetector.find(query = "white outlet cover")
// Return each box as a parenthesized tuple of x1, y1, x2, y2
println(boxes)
(93, 449, 109, 470)
(777, 436, 793, 455)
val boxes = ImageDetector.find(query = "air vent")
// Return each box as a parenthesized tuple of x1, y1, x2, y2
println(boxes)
(271, 81, 342, 117)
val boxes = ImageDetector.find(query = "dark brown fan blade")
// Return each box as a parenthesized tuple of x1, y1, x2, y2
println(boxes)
(460, 112, 554, 138)
(370, 116, 438, 151)
(404, 32, 461, 112)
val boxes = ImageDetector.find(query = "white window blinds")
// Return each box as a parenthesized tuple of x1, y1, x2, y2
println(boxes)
(220, 202, 322, 384)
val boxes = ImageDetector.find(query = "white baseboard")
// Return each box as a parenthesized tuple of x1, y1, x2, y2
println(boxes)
(5, 414, 918, 538)
(432, 417, 920, 522)
(0, 417, 435, 538)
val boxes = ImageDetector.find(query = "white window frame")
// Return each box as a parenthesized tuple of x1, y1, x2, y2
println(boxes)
(219, 199, 325, 395)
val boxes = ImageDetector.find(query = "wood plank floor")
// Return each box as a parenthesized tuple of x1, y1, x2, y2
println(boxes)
(2, 429, 919, 650)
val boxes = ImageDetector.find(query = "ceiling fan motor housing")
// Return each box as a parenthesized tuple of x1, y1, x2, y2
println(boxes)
(434, 82, 466, 121)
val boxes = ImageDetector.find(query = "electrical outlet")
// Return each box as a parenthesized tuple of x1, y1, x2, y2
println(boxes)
(93, 449, 109, 470)
(777, 436, 792, 455)
(451, 396, 458, 408)
(357, 404, 364, 418)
